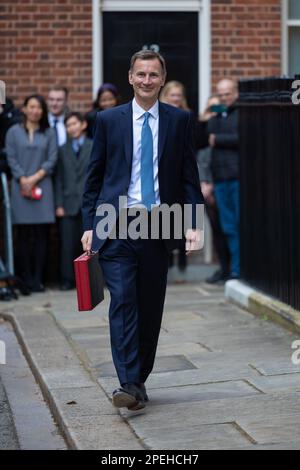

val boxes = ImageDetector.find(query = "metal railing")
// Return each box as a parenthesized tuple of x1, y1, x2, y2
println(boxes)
(0, 171, 14, 275)
(239, 77, 300, 310)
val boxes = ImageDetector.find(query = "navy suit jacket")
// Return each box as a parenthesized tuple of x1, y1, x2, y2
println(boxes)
(82, 101, 204, 252)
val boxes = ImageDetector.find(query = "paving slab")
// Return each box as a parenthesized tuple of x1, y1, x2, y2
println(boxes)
(247, 373, 300, 393)
(122, 393, 300, 435)
(143, 423, 253, 450)
(93, 355, 197, 379)
(249, 358, 300, 376)
(237, 414, 300, 445)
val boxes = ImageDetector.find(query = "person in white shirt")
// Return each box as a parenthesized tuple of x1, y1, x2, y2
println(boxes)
(47, 86, 68, 147)
(81, 50, 204, 411)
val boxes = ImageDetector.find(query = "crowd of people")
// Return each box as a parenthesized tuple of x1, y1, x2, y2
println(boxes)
(0, 76, 240, 296)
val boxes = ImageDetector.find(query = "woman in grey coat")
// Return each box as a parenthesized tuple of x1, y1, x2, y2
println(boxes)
(5, 94, 58, 292)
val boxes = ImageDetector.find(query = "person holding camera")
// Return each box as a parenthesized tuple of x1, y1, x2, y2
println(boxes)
(207, 79, 240, 280)
(197, 95, 231, 284)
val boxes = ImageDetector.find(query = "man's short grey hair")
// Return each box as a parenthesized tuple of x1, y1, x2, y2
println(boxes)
(217, 78, 238, 92)
(129, 50, 167, 76)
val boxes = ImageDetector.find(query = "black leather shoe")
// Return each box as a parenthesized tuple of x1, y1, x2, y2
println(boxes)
(139, 383, 149, 402)
(112, 383, 145, 410)
(205, 269, 229, 284)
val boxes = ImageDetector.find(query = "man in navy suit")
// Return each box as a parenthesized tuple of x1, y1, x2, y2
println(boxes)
(81, 50, 204, 410)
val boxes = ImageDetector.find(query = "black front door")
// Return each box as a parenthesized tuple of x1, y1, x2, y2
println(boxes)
(103, 12, 199, 113)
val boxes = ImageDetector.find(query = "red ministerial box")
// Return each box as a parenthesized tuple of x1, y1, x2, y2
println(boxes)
(73, 252, 104, 311)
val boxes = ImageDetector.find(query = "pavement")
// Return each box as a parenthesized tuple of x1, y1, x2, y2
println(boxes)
(0, 319, 67, 450)
(1, 279, 300, 450)
(0, 366, 19, 449)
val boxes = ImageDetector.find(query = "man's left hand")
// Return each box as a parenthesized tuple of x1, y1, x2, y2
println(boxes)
(185, 229, 204, 254)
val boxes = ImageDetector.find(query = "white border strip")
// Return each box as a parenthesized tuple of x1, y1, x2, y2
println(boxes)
(287, 20, 300, 26)
(199, 0, 211, 110)
(93, 0, 102, 98)
(282, 0, 288, 75)
(102, 0, 203, 11)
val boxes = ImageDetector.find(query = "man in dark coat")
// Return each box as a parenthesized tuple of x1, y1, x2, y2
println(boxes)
(81, 50, 204, 411)
(207, 78, 240, 279)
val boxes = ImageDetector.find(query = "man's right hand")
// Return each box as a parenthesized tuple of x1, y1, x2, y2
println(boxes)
(81, 230, 93, 252)
(201, 182, 214, 199)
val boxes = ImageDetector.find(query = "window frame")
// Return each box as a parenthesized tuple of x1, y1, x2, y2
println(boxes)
(282, 0, 300, 75)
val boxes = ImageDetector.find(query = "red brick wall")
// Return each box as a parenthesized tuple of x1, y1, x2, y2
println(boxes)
(211, 0, 282, 90)
(0, 0, 93, 112)
(1, 0, 282, 108)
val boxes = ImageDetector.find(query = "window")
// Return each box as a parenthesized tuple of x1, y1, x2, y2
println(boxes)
(289, 0, 300, 19)
(284, 0, 300, 76)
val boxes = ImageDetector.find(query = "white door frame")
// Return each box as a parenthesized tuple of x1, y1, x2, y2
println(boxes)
(93, 0, 211, 111)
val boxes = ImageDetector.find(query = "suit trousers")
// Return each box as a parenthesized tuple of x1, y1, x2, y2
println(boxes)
(99, 218, 169, 386)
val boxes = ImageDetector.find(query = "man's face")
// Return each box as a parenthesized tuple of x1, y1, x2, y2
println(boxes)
(216, 81, 238, 108)
(129, 58, 165, 104)
(47, 90, 67, 116)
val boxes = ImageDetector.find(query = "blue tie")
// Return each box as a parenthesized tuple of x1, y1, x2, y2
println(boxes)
(141, 112, 156, 211)
(53, 118, 59, 145)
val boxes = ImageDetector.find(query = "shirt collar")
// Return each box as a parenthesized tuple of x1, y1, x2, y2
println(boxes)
(72, 135, 85, 147)
(132, 98, 159, 121)
(49, 113, 64, 124)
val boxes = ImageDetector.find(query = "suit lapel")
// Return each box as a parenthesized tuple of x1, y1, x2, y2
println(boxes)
(119, 101, 169, 168)
(79, 138, 91, 161)
(75, 139, 89, 172)
(66, 140, 76, 170)
(158, 102, 170, 163)
(120, 102, 133, 169)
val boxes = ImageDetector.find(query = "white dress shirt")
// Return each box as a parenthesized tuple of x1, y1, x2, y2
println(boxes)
(48, 113, 67, 147)
(127, 98, 161, 208)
